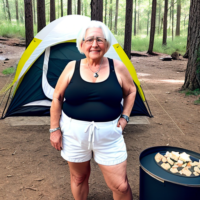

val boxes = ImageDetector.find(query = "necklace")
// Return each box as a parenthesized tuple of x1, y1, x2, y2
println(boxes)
(88, 58, 103, 78)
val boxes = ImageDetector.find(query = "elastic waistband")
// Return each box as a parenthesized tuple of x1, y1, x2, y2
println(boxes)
(61, 111, 120, 126)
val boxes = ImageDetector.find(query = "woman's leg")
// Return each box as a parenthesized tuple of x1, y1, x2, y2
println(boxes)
(98, 160, 132, 200)
(68, 160, 91, 200)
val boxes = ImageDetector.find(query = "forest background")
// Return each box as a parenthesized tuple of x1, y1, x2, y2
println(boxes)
(0, 0, 190, 56)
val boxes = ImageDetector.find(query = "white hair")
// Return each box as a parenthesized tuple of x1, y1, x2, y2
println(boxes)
(76, 20, 112, 54)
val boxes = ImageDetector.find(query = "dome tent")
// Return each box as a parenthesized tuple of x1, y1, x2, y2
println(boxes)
(1, 15, 152, 119)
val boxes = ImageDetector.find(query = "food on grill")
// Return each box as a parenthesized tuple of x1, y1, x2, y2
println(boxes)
(181, 168, 192, 177)
(192, 161, 200, 167)
(164, 151, 171, 158)
(193, 172, 200, 176)
(171, 151, 180, 161)
(162, 157, 167, 163)
(167, 157, 174, 165)
(187, 162, 192, 167)
(179, 152, 191, 162)
(155, 151, 200, 177)
(170, 167, 178, 173)
(194, 167, 200, 174)
(161, 163, 171, 170)
(182, 163, 187, 168)
(176, 160, 183, 167)
(155, 153, 164, 163)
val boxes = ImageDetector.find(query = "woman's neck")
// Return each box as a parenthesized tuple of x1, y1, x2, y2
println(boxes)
(85, 57, 104, 68)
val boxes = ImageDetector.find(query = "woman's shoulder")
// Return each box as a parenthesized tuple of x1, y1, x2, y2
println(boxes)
(112, 59, 127, 71)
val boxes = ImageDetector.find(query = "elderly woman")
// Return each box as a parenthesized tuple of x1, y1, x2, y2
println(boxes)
(50, 20, 136, 200)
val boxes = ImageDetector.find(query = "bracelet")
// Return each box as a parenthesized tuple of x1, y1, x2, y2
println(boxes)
(49, 127, 61, 133)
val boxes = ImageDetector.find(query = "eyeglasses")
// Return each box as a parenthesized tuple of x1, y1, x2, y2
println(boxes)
(83, 36, 106, 45)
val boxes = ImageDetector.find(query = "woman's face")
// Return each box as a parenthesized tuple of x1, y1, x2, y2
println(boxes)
(81, 27, 108, 60)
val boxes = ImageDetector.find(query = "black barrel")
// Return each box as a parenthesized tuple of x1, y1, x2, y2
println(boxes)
(139, 146, 200, 200)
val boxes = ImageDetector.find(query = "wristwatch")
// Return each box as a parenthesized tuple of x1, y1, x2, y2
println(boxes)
(120, 114, 129, 123)
(49, 127, 61, 133)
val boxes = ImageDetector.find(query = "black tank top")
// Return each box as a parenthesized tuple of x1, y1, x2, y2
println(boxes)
(63, 58, 123, 122)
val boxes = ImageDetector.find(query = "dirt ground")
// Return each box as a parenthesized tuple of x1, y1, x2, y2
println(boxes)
(0, 40, 200, 200)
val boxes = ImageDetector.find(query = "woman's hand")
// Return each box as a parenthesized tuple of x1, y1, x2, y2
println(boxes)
(50, 130, 62, 151)
(117, 117, 127, 131)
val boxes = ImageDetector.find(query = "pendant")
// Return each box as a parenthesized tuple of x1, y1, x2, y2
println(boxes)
(94, 73, 99, 78)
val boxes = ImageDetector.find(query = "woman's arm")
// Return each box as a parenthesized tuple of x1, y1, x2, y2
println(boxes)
(113, 59, 137, 129)
(50, 61, 75, 150)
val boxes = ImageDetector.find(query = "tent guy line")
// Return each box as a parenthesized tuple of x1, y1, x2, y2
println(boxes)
(141, 80, 185, 136)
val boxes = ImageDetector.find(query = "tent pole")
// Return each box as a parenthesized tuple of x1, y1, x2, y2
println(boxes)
(0, 86, 13, 119)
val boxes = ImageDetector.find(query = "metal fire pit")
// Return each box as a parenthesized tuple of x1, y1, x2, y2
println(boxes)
(139, 146, 200, 200)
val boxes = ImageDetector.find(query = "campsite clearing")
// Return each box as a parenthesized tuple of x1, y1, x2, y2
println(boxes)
(0, 42, 200, 200)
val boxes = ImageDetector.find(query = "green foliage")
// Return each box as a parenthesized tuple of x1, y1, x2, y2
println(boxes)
(0, 21, 25, 38)
(180, 88, 200, 96)
(2, 67, 15, 75)
(0, 20, 38, 39)
(115, 34, 187, 55)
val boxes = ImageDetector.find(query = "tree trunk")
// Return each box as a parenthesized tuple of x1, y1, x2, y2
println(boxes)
(50, 0, 55, 22)
(109, 0, 112, 30)
(37, 0, 46, 32)
(91, 0, 103, 22)
(5, 0, 11, 21)
(24, 0, 34, 48)
(77, 0, 81, 15)
(134, 0, 137, 36)
(162, 0, 168, 45)
(124, 0, 133, 59)
(68, 0, 72, 15)
(176, 0, 181, 36)
(15, 0, 19, 21)
(114, 0, 119, 34)
(147, 0, 157, 54)
(61, 0, 63, 16)
(171, 0, 174, 40)
(182, 0, 200, 90)
(33, 0, 36, 24)
(158, 0, 161, 34)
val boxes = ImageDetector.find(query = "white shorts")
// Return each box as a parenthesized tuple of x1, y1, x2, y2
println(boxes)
(60, 111, 127, 166)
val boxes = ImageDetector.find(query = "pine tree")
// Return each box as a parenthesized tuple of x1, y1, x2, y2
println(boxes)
(124, 0, 133, 59)
(37, 0, 46, 32)
(162, 0, 168, 45)
(147, 0, 157, 54)
(182, 0, 200, 90)
(50, 0, 56, 22)
(91, 0, 103, 21)
(24, 0, 34, 48)
(68, 0, 72, 15)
